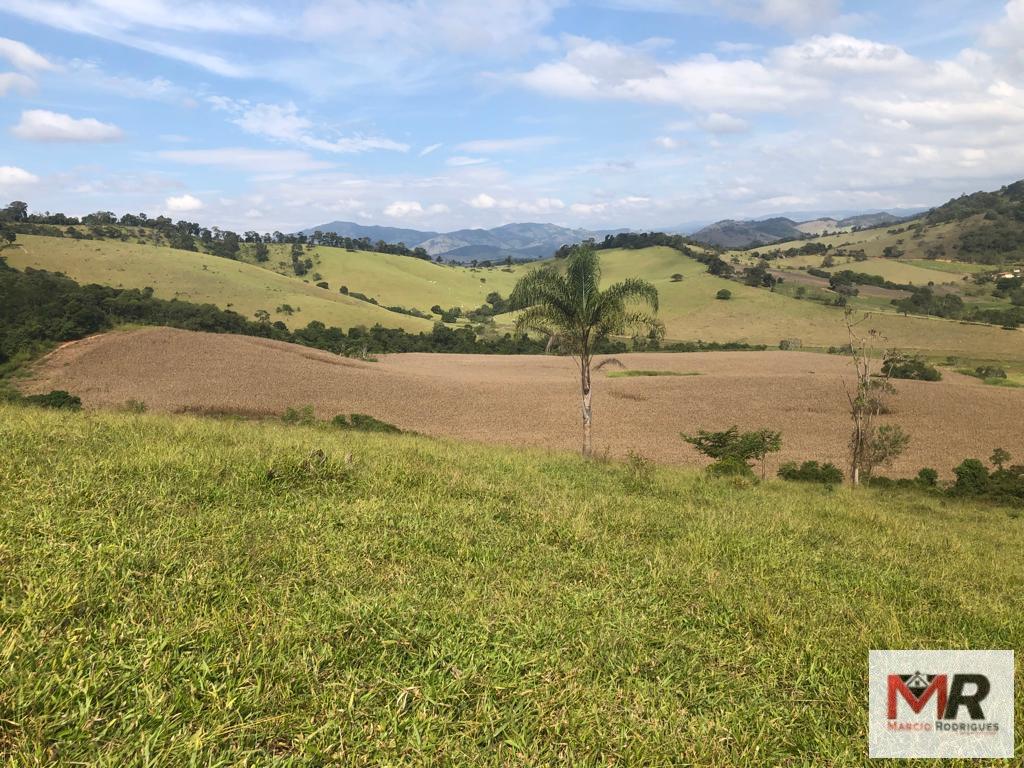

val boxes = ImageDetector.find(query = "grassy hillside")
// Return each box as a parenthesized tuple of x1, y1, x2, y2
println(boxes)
(7, 234, 1021, 362)
(254, 243, 525, 311)
(0, 405, 1021, 765)
(5, 235, 433, 332)
(564, 247, 1023, 361)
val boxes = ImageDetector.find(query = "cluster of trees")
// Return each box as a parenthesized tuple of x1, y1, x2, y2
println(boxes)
(0, 201, 440, 265)
(306, 230, 432, 260)
(555, 231, 702, 259)
(752, 242, 830, 260)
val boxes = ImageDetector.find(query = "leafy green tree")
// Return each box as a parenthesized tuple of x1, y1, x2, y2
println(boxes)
(716, 289, 732, 300)
(511, 245, 660, 456)
(990, 448, 1011, 472)
(682, 426, 782, 479)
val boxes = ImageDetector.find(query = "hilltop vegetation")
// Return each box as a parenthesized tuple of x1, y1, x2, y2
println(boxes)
(1, 404, 1021, 765)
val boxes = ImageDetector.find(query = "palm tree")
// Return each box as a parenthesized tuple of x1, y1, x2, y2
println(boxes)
(510, 246, 661, 457)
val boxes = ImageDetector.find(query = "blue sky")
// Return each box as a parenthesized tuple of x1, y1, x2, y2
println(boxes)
(1, 0, 1022, 233)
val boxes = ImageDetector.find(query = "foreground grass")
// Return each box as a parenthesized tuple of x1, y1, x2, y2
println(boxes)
(0, 406, 1021, 766)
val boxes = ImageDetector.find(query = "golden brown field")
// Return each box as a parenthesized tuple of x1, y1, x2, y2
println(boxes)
(24, 327, 1024, 478)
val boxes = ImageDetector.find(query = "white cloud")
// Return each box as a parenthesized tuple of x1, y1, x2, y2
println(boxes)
(225, 101, 408, 154)
(985, 0, 1024, 49)
(0, 165, 39, 187)
(157, 148, 334, 173)
(516, 37, 821, 111)
(165, 193, 203, 212)
(447, 156, 489, 166)
(0, 72, 35, 96)
(456, 136, 561, 153)
(0, 37, 57, 71)
(469, 193, 498, 209)
(467, 192, 565, 213)
(1, 1, 260, 77)
(698, 112, 749, 133)
(773, 34, 915, 74)
(654, 136, 679, 149)
(383, 200, 449, 218)
(419, 142, 443, 156)
(11, 110, 123, 142)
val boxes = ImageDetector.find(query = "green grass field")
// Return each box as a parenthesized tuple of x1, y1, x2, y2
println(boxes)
(1, 405, 1021, 765)
(253, 244, 525, 313)
(5, 236, 433, 332)
(573, 248, 1022, 361)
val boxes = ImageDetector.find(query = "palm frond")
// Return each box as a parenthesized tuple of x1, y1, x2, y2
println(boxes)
(603, 278, 659, 313)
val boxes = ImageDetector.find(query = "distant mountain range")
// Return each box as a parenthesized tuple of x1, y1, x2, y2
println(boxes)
(301, 221, 626, 262)
(687, 211, 912, 249)
(303, 206, 929, 259)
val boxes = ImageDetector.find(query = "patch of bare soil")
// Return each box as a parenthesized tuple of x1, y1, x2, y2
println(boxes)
(22, 327, 1024, 477)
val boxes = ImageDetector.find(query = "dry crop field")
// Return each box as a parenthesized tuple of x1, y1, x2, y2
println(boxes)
(23, 327, 1024, 478)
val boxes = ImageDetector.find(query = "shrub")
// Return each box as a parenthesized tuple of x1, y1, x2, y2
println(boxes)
(881, 354, 942, 381)
(951, 459, 989, 496)
(975, 365, 1007, 380)
(282, 405, 316, 425)
(670, 273, 684, 282)
(23, 390, 82, 410)
(779, 338, 802, 351)
(715, 289, 732, 300)
(121, 398, 147, 414)
(332, 413, 401, 434)
(916, 467, 939, 487)
(777, 460, 843, 485)
(707, 456, 754, 478)
(315, 281, 329, 290)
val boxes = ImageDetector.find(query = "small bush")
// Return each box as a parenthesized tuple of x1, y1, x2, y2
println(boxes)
(777, 460, 843, 485)
(121, 399, 147, 414)
(332, 413, 401, 434)
(282, 405, 316, 425)
(23, 390, 82, 411)
(779, 338, 802, 351)
(670, 273, 684, 282)
(707, 456, 754, 478)
(715, 289, 732, 300)
(916, 467, 939, 487)
(882, 354, 942, 381)
(951, 458, 989, 496)
(974, 366, 1007, 380)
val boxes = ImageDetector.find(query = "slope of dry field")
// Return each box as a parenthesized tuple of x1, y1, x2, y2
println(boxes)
(23, 327, 1024, 478)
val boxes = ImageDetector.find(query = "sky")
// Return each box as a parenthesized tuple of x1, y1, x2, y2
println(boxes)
(1, 0, 1023, 233)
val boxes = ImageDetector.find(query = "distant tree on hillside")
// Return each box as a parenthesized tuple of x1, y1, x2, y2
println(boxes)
(510, 245, 661, 457)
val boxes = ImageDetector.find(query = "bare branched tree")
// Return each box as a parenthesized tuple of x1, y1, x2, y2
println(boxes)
(842, 310, 908, 485)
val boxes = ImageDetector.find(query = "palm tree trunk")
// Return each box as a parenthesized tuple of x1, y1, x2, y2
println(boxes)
(581, 359, 592, 457)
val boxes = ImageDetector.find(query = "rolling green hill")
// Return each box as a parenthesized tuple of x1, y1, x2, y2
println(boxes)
(253, 243, 525, 312)
(531, 247, 1023, 362)
(1, 404, 1021, 764)
(5, 235, 435, 332)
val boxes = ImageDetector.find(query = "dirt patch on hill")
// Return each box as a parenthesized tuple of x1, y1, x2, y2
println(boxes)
(22, 327, 1024, 477)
